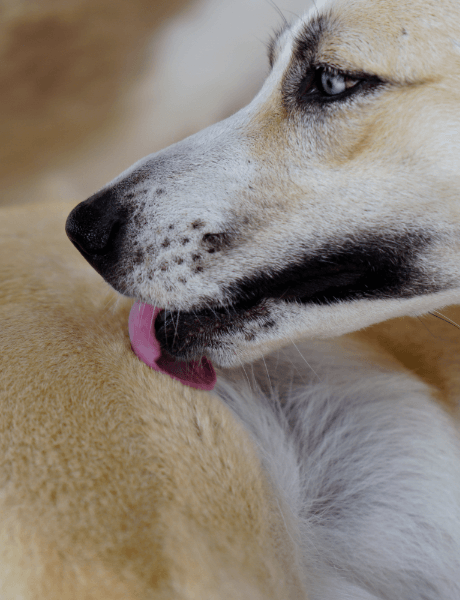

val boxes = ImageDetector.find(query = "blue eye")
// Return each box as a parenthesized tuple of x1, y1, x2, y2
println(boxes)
(299, 67, 362, 101)
(319, 69, 359, 96)
(294, 65, 383, 108)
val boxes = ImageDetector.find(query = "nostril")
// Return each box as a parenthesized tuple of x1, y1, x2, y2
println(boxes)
(66, 216, 122, 256)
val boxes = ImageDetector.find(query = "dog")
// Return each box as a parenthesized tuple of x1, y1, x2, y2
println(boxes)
(2, 0, 460, 597)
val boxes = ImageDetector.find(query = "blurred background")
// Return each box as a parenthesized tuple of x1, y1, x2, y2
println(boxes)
(0, 0, 311, 208)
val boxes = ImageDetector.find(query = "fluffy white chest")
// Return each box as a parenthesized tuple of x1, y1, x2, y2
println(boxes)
(217, 339, 460, 600)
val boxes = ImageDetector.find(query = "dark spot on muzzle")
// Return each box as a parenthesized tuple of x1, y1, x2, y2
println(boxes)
(201, 232, 232, 253)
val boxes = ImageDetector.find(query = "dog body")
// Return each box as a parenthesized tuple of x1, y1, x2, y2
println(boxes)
(2, 203, 460, 599)
(3, 0, 460, 597)
(0, 204, 305, 599)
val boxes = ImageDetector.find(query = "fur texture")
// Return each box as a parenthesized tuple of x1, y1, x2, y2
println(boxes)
(218, 339, 460, 599)
(2, 204, 459, 598)
(3, 0, 460, 597)
(66, 0, 460, 367)
(0, 203, 305, 599)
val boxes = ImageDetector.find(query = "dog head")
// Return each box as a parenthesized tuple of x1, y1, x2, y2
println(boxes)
(66, 0, 460, 367)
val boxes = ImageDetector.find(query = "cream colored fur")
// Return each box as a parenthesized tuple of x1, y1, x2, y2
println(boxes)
(3, 203, 460, 599)
(3, 0, 460, 597)
(80, 0, 460, 367)
(0, 203, 305, 599)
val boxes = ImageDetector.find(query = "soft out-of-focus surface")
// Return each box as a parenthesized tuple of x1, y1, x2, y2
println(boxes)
(1, 0, 311, 208)
(0, 0, 191, 206)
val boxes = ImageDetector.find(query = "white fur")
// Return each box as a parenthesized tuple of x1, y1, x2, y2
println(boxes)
(67, 1, 460, 596)
(88, 0, 460, 365)
(217, 341, 460, 599)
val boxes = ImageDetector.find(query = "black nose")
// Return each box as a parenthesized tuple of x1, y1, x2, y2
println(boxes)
(65, 188, 123, 257)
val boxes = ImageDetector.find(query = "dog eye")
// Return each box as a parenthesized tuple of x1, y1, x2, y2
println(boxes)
(319, 69, 359, 96)
(298, 67, 363, 102)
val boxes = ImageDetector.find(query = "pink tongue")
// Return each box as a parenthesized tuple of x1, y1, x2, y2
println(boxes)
(128, 301, 216, 391)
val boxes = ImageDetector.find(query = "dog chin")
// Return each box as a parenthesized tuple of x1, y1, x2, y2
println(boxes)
(155, 319, 278, 368)
(154, 298, 273, 360)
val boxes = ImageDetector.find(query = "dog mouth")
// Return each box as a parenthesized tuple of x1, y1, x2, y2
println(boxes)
(154, 295, 270, 361)
(154, 230, 432, 360)
(154, 258, 371, 360)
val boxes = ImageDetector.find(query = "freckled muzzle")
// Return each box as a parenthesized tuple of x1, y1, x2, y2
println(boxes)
(154, 228, 435, 359)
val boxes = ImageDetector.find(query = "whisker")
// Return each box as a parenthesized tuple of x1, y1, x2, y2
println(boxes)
(203, 299, 219, 321)
(261, 354, 274, 397)
(429, 310, 460, 331)
(236, 355, 253, 392)
(172, 309, 181, 347)
(282, 347, 309, 387)
(164, 309, 170, 345)
(290, 340, 321, 381)
(416, 315, 438, 339)
(265, 0, 289, 26)
(251, 362, 258, 390)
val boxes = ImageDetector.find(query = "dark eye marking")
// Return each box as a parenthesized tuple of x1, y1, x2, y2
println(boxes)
(283, 15, 385, 109)
(299, 65, 383, 104)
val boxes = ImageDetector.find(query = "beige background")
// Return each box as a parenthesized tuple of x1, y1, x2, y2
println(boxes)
(0, 0, 311, 209)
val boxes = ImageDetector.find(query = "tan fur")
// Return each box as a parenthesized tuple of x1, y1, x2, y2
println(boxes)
(3, 0, 460, 595)
(0, 203, 305, 599)
(4, 203, 460, 598)
(352, 307, 460, 415)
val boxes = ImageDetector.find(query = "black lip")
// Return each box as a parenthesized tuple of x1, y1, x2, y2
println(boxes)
(155, 229, 435, 359)
(155, 296, 268, 361)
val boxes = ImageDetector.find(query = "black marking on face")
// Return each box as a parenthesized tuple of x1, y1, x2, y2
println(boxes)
(226, 230, 436, 307)
(292, 15, 327, 66)
(282, 15, 386, 112)
(133, 214, 148, 228)
(181, 237, 190, 246)
(161, 238, 171, 248)
(156, 229, 438, 360)
(155, 300, 271, 361)
(133, 249, 145, 265)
